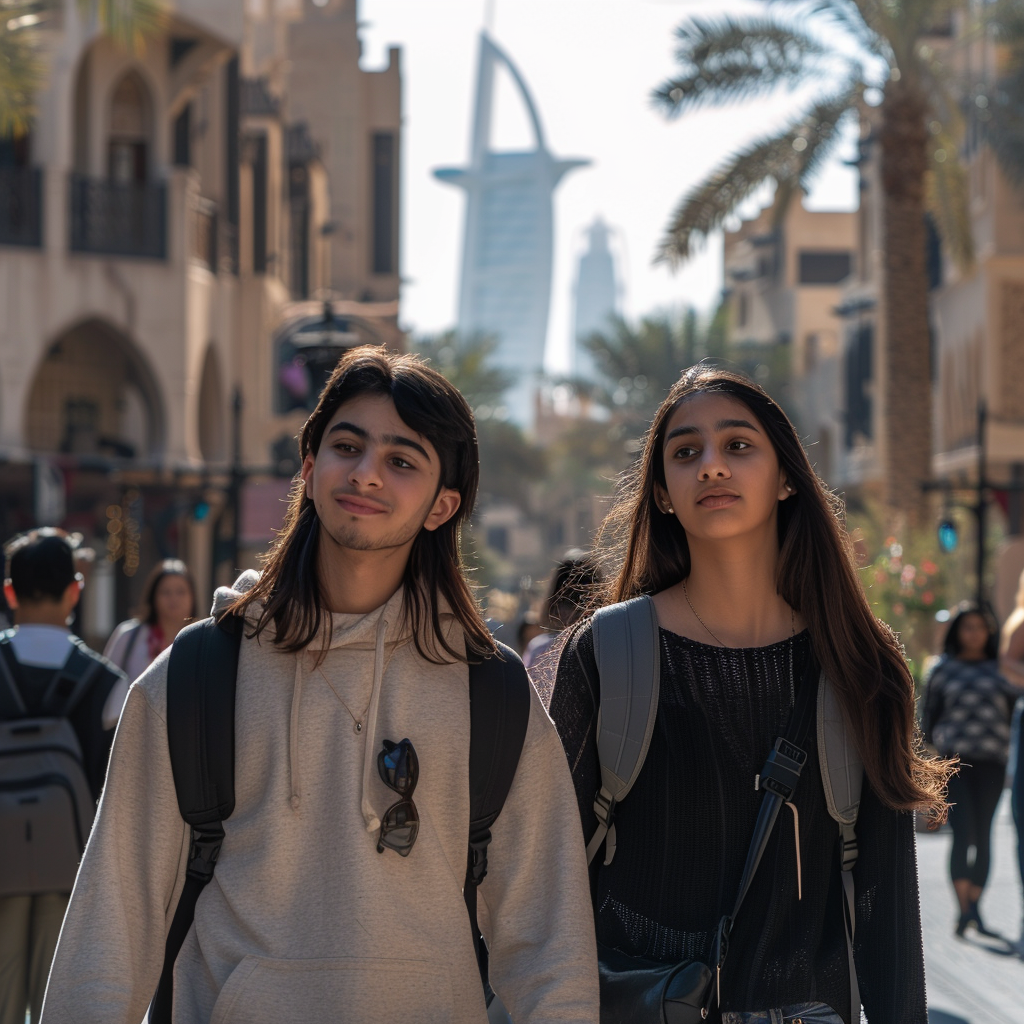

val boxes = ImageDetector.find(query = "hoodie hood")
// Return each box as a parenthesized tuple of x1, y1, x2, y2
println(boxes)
(211, 571, 449, 830)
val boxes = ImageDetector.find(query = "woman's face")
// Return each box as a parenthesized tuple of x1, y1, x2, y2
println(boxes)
(656, 392, 792, 546)
(956, 613, 990, 659)
(153, 573, 193, 625)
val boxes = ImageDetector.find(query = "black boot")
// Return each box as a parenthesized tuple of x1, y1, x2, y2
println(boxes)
(968, 900, 1000, 938)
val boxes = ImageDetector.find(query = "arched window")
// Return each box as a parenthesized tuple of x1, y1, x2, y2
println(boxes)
(108, 71, 152, 183)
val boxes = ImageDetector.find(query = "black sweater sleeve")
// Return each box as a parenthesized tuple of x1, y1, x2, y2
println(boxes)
(852, 777, 928, 1023)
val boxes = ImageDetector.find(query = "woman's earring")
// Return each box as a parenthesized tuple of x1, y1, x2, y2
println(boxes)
(666, 505, 674, 514)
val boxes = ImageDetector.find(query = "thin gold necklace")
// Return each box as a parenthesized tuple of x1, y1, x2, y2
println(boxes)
(316, 663, 370, 734)
(681, 578, 795, 647)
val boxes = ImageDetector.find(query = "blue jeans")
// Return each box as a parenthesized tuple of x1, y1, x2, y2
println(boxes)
(720, 1003, 843, 1024)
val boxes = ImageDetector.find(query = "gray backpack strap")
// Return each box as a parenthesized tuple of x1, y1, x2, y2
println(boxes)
(587, 595, 660, 866)
(817, 672, 863, 1024)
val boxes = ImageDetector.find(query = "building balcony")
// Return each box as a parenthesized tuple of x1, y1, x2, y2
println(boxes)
(69, 174, 167, 259)
(0, 167, 43, 248)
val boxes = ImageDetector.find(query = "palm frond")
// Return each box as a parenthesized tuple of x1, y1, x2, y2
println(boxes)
(656, 86, 859, 266)
(926, 130, 973, 269)
(652, 15, 832, 117)
(0, 12, 45, 135)
(764, 0, 883, 54)
(77, 0, 165, 53)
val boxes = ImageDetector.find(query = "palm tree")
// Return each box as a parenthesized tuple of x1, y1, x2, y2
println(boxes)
(1, 0, 164, 133)
(651, 0, 988, 521)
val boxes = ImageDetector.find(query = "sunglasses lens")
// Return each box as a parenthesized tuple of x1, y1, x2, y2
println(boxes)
(376, 799, 419, 857)
(379, 739, 418, 795)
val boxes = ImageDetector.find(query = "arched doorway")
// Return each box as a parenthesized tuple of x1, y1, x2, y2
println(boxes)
(24, 319, 165, 460)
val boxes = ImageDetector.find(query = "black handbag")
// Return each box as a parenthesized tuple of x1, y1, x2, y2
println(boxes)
(597, 656, 819, 1024)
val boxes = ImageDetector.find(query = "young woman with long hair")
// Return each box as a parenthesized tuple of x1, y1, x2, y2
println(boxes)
(549, 365, 951, 1024)
(923, 606, 1023, 937)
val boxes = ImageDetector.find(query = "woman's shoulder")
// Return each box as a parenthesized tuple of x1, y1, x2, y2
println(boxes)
(103, 618, 145, 654)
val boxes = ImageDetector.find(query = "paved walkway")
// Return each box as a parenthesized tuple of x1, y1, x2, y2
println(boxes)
(919, 790, 1023, 1024)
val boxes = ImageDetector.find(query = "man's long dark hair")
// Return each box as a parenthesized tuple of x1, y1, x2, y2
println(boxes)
(229, 346, 496, 664)
(596, 364, 952, 815)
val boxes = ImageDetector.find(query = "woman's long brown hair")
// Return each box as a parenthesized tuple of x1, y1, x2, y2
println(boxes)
(597, 364, 951, 815)
(227, 345, 497, 664)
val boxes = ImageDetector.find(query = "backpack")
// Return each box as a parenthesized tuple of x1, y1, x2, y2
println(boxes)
(586, 596, 864, 1023)
(150, 614, 531, 1024)
(0, 635, 106, 897)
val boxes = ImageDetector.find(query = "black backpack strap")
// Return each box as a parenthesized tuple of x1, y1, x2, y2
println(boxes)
(151, 614, 243, 1024)
(464, 640, 531, 996)
(0, 637, 28, 717)
(40, 643, 106, 718)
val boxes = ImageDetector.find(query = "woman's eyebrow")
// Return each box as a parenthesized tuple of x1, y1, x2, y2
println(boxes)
(665, 418, 760, 442)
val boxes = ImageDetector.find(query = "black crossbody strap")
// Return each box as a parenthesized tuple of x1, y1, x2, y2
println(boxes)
(706, 652, 820, 1013)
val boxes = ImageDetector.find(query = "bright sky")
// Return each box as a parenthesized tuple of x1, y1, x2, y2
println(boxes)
(359, 0, 860, 373)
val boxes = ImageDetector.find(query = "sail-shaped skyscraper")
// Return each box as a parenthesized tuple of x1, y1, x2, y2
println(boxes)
(434, 33, 588, 426)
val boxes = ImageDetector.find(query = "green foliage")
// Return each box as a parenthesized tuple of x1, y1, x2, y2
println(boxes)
(652, 1, 978, 269)
(1, 0, 165, 136)
(848, 503, 954, 684)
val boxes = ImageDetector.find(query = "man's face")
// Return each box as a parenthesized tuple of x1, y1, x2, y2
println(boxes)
(301, 394, 461, 558)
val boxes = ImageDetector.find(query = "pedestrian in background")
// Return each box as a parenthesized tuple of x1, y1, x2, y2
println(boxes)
(102, 559, 197, 721)
(0, 529, 126, 1024)
(523, 549, 601, 702)
(999, 572, 1024, 955)
(923, 605, 1024, 938)
(550, 365, 949, 1023)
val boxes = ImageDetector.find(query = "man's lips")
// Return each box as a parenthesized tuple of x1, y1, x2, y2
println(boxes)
(334, 495, 388, 515)
(697, 492, 739, 509)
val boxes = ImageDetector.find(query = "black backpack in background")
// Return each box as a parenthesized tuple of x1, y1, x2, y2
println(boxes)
(151, 614, 531, 1024)
(0, 637, 105, 897)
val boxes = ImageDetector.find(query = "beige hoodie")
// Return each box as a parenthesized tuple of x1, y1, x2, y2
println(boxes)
(41, 573, 598, 1023)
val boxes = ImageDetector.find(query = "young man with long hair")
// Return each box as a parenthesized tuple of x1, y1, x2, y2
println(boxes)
(549, 365, 952, 1023)
(42, 347, 598, 1023)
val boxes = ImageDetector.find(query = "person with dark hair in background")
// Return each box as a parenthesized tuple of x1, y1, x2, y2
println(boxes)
(0, 529, 126, 1024)
(41, 347, 597, 1024)
(102, 559, 198, 722)
(549, 365, 952, 1023)
(523, 549, 601, 701)
(923, 605, 1024, 938)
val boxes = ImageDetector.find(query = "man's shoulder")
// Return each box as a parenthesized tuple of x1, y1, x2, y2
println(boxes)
(68, 636, 128, 683)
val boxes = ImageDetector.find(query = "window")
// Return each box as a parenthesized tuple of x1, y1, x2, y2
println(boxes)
(372, 132, 396, 275)
(798, 251, 852, 285)
(173, 104, 191, 167)
(251, 134, 268, 273)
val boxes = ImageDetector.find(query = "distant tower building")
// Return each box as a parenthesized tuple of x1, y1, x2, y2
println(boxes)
(434, 33, 588, 425)
(572, 218, 619, 382)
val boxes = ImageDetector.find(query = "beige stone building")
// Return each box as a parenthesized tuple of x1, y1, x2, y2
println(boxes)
(722, 192, 856, 481)
(0, 0, 403, 642)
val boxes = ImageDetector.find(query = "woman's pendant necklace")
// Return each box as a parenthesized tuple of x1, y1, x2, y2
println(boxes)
(682, 579, 796, 650)
(316, 664, 368, 734)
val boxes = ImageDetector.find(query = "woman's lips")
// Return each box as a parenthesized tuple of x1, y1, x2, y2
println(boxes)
(697, 493, 739, 509)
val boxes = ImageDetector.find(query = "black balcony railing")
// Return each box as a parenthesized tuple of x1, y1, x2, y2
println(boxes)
(0, 167, 43, 247)
(69, 174, 166, 259)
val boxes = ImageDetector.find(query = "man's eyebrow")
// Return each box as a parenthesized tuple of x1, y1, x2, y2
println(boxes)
(325, 421, 432, 461)
(665, 418, 761, 441)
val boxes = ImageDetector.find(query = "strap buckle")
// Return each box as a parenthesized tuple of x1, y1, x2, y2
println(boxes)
(758, 737, 807, 802)
(468, 833, 491, 886)
(593, 787, 617, 830)
(186, 823, 225, 884)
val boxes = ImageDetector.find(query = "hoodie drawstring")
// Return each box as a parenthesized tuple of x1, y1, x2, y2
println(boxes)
(360, 613, 389, 833)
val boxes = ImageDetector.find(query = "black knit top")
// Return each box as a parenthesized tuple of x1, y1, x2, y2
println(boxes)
(548, 621, 927, 1024)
